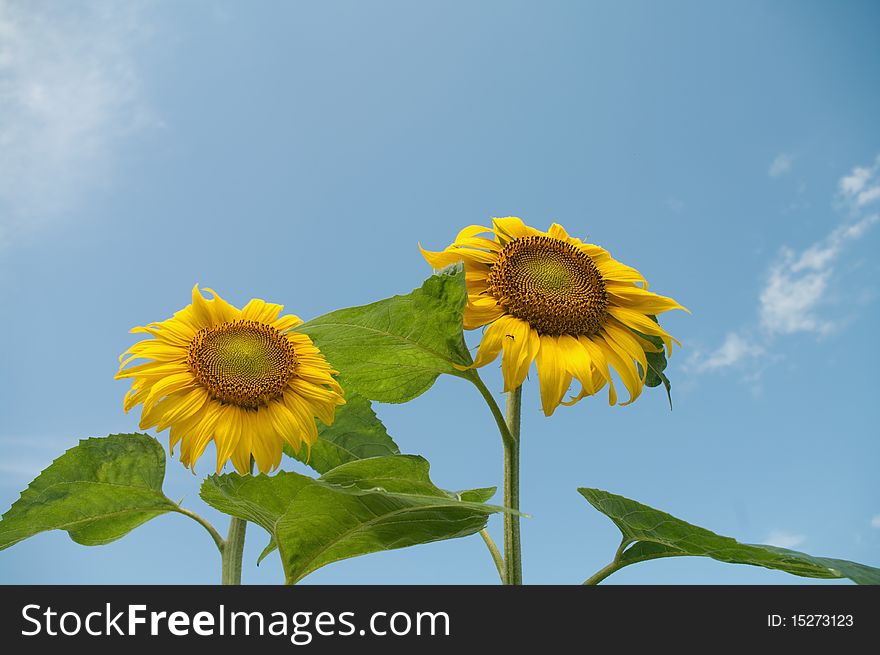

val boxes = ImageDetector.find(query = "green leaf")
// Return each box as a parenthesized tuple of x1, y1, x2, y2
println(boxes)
(284, 391, 400, 475)
(202, 454, 503, 583)
(579, 488, 880, 584)
(0, 434, 178, 550)
(298, 265, 472, 403)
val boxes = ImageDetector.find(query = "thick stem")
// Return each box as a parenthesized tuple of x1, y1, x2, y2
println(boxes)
(503, 385, 523, 585)
(221, 517, 247, 585)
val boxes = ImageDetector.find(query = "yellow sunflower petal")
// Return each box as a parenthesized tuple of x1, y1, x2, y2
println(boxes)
(453, 236, 502, 252)
(213, 405, 242, 473)
(602, 321, 649, 383)
(556, 334, 603, 403)
(545, 223, 571, 241)
(453, 224, 494, 242)
(242, 298, 285, 323)
(419, 244, 469, 270)
(469, 317, 511, 369)
(607, 306, 680, 354)
(500, 317, 540, 391)
(273, 314, 304, 332)
(594, 333, 643, 406)
(606, 284, 689, 315)
(491, 216, 534, 242)
(535, 335, 573, 416)
(463, 301, 506, 330)
(579, 336, 618, 405)
(201, 287, 241, 325)
(595, 260, 649, 288)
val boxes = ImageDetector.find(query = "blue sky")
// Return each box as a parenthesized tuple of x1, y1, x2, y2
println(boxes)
(1, 0, 878, 584)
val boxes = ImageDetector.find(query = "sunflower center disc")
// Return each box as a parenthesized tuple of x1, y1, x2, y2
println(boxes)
(487, 235, 608, 336)
(187, 320, 296, 408)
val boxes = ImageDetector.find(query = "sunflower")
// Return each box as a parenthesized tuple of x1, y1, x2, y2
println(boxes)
(421, 217, 687, 416)
(116, 285, 345, 474)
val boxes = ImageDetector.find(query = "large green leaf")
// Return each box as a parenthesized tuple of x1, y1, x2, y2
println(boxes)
(285, 391, 400, 475)
(580, 488, 880, 584)
(201, 455, 502, 583)
(0, 434, 178, 550)
(298, 265, 472, 403)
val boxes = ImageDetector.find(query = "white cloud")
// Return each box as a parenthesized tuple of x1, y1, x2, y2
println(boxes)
(839, 156, 880, 208)
(691, 156, 878, 374)
(769, 153, 794, 177)
(690, 332, 763, 372)
(871, 515, 880, 529)
(857, 186, 880, 207)
(764, 529, 806, 549)
(760, 214, 878, 335)
(0, 1, 157, 245)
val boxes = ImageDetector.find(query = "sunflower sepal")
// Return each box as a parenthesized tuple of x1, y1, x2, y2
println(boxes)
(632, 315, 673, 409)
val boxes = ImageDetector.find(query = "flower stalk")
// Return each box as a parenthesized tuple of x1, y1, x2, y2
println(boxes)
(503, 385, 523, 585)
(221, 517, 248, 585)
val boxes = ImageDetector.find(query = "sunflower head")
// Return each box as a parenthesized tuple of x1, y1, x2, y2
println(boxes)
(116, 285, 345, 474)
(420, 217, 688, 416)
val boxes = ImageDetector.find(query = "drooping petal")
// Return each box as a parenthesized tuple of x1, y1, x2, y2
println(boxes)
(500, 317, 540, 391)
(607, 306, 680, 355)
(594, 333, 643, 406)
(469, 317, 510, 369)
(556, 335, 603, 404)
(606, 284, 689, 315)
(579, 336, 618, 406)
(535, 335, 573, 416)
(602, 321, 649, 383)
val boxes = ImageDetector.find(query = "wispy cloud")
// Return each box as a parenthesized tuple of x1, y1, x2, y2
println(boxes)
(759, 215, 878, 336)
(690, 332, 763, 372)
(839, 155, 880, 208)
(871, 515, 880, 529)
(763, 529, 806, 549)
(0, 0, 158, 246)
(690, 156, 878, 374)
(769, 152, 794, 178)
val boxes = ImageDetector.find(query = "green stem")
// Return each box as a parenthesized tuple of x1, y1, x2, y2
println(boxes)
(221, 517, 247, 585)
(172, 506, 225, 552)
(583, 540, 632, 585)
(466, 371, 516, 450)
(503, 385, 522, 585)
(479, 529, 506, 584)
(466, 371, 521, 584)
(583, 560, 623, 585)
